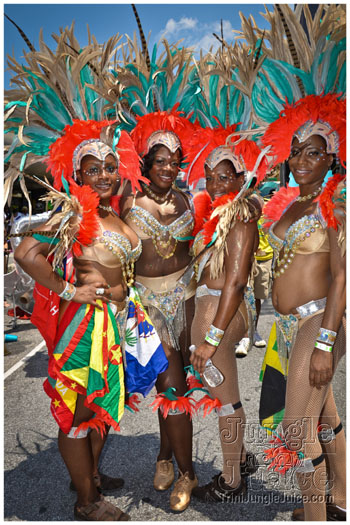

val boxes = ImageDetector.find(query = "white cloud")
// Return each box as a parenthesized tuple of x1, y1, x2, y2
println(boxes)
(195, 33, 219, 54)
(156, 18, 235, 56)
(162, 16, 198, 38)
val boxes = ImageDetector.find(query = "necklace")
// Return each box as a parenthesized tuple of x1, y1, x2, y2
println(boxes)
(143, 183, 172, 204)
(99, 204, 114, 213)
(295, 187, 322, 202)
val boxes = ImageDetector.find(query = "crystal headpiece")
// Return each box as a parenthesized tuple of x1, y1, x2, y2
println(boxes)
(73, 139, 118, 177)
(147, 130, 181, 154)
(293, 120, 339, 154)
(205, 146, 245, 174)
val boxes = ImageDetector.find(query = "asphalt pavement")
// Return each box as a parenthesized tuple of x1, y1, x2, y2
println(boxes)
(4, 298, 346, 521)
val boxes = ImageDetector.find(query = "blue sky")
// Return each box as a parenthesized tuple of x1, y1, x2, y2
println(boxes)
(4, 2, 274, 87)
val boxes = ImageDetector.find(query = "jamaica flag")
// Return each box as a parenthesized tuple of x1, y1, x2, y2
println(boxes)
(259, 322, 287, 433)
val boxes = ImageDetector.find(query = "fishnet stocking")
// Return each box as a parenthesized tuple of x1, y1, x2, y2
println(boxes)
(319, 387, 346, 509)
(191, 294, 248, 487)
(282, 313, 346, 521)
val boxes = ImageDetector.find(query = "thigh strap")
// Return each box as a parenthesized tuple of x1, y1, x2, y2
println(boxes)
(318, 421, 343, 442)
(334, 422, 343, 435)
(295, 453, 325, 473)
(312, 453, 325, 468)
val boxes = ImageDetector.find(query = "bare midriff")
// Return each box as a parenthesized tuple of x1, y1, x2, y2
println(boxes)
(272, 251, 330, 314)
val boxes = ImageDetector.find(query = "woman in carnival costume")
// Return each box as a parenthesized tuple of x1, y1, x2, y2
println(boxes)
(14, 119, 148, 521)
(119, 109, 199, 512)
(5, 26, 170, 520)
(261, 94, 346, 521)
(186, 125, 268, 502)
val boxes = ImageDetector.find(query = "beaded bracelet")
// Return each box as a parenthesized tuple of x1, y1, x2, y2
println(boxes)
(59, 281, 76, 301)
(317, 327, 337, 346)
(314, 341, 333, 353)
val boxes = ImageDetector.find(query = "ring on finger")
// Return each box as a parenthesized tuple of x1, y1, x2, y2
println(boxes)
(96, 288, 105, 296)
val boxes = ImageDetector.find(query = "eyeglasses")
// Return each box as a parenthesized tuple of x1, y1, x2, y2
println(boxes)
(82, 166, 119, 177)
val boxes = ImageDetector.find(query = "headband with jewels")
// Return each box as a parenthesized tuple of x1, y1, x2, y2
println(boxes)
(46, 119, 147, 193)
(147, 130, 181, 154)
(261, 94, 346, 168)
(73, 140, 119, 178)
(186, 123, 268, 188)
(293, 120, 339, 155)
(130, 107, 197, 159)
(205, 146, 245, 174)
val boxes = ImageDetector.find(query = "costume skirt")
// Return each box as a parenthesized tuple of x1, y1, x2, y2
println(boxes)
(43, 300, 125, 434)
(134, 268, 196, 351)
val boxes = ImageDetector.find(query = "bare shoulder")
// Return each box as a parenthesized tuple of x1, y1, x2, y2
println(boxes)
(174, 187, 193, 210)
(229, 216, 258, 238)
(119, 181, 136, 217)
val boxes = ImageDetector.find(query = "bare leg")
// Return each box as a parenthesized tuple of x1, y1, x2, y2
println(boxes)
(156, 295, 195, 474)
(89, 427, 110, 476)
(156, 343, 194, 479)
(157, 411, 172, 461)
(58, 394, 99, 506)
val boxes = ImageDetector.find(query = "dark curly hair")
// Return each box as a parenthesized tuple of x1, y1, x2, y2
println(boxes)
(141, 144, 184, 179)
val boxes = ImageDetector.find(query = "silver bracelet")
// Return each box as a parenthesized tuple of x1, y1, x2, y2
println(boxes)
(206, 324, 225, 345)
(315, 341, 333, 353)
(317, 327, 337, 346)
(59, 281, 76, 301)
(204, 334, 220, 347)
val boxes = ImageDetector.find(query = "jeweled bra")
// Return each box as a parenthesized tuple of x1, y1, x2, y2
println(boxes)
(268, 201, 327, 278)
(127, 206, 194, 239)
(126, 205, 194, 259)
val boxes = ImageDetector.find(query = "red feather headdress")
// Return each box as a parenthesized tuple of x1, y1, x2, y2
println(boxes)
(46, 119, 146, 193)
(261, 94, 346, 168)
(185, 123, 268, 188)
(130, 105, 197, 159)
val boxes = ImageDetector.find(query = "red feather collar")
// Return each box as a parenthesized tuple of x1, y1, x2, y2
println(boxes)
(69, 182, 122, 257)
(192, 191, 238, 245)
(263, 174, 345, 230)
(319, 173, 345, 229)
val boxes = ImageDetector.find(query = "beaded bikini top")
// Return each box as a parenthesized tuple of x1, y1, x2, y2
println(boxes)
(268, 201, 329, 278)
(79, 224, 142, 269)
(125, 205, 194, 241)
